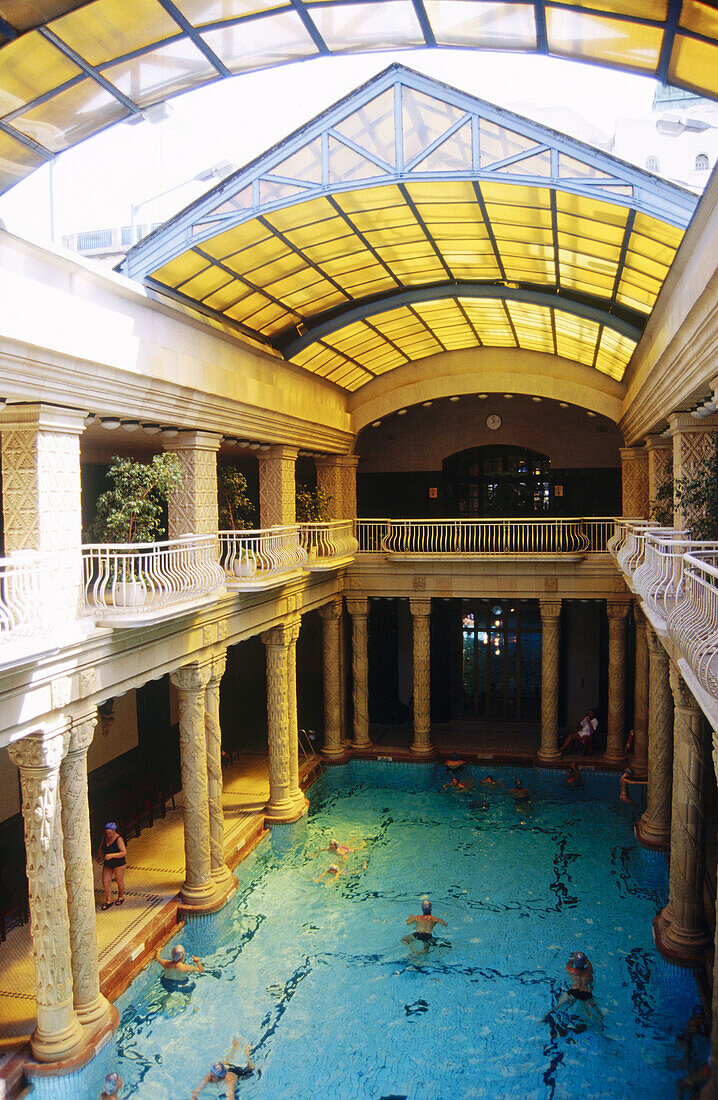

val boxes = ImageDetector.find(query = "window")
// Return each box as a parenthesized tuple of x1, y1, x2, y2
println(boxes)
(696, 153, 710, 170)
(645, 155, 660, 172)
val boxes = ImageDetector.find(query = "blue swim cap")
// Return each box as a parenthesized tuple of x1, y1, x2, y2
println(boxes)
(105, 822, 117, 832)
(211, 1062, 227, 1079)
(104, 1072, 119, 1092)
(572, 952, 588, 969)
(421, 899, 432, 914)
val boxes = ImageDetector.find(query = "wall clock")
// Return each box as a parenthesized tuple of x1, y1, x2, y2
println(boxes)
(486, 414, 502, 430)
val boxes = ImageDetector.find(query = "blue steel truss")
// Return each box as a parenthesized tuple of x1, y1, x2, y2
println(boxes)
(121, 64, 698, 283)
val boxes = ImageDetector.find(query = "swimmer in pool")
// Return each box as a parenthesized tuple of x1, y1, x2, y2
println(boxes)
(443, 776, 469, 792)
(192, 1040, 259, 1099)
(510, 778, 531, 804)
(100, 1072, 122, 1099)
(555, 952, 602, 1021)
(314, 863, 342, 884)
(445, 758, 466, 771)
(565, 764, 580, 787)
(481, 775, 499, 786)
(325, 837, 365, 856)
(402, 898, 448, 954)
(155, 944, 204, 980)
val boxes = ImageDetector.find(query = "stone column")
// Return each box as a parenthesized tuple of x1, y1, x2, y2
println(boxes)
(410, 598, 432, 756)
(319, 599, 344, 758)
(258, 445, 298, 527)
(262, 623, 296, 820)
(604, 601, 629, 764)
(347, 597, 371, 748)
(632, 605, 649, 777)
(637, 627, 674, 850)
(645, 434, 673, 524)
(706, 725, 718, 1096)
(205, 650, 233, 891)
(339, 455, 359, 520)
(669, 412, 718, 530)
(9, 726, 84, 1062)
(656, 665, 711, 960)
(315, 456, 344, 521)
(286, 616, 306, 811)
(619, 445, 649, 518)
(0, 404, 85, 620)
(60, 712, 111, 1031)
(170, 663, 218, 908)
(164, 430, 222, 538)
(537, 600, 562, 763)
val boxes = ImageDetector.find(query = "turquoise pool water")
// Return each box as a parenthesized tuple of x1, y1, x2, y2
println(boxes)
(33, 762, 705, 1099)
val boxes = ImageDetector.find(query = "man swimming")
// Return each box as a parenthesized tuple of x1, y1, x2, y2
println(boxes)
(402, 899, 448, 954)
(192, 1040, 258, 1099)
(554, 951, 602, 1022)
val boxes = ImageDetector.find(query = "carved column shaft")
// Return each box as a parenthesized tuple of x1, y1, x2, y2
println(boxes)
(633, 606, 649, 776)
(669, 412, 718, 530)
(347, 597, 370, 748)
(619, 445, 649, 518)
(339, 456, 359, 521)
(319, 600, 344, 758)
(645, 434, 673, 523)
(538, 600, 561, 762)
(638, 630, 673, 849)
(60, 714, 111, 1029)
(605, 601, 628, 764)
(315, 457, 344, 521)
(258, 445, 298, 527)
(262, 624, 295, 817)
(205, 651, 232, 890)
(9, 728, 84, 1062)
(410, 599, 432, 755)
(659, 666, 710, 957)
(171, 664, 217, 907)
(286, 617, 305, 808)
(165, 430, 222, 539)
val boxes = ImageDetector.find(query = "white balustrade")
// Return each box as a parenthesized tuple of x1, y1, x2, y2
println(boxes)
(83, 535, 224, 619)
(668, 551, 718, 697)
(300, 521, 358, 566)
(615, 522, 665, 577)
(354, 518, 614, 556)
(0, 550, 66, 644)
(219, 526, 307, 584)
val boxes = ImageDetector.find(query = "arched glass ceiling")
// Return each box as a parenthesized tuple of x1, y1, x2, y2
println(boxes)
(122, 66, 694, 390)
(1, 1, 718, 194)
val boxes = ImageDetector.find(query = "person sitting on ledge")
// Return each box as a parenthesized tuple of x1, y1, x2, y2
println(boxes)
(192, 1041, 259, 1099)
(560, 710, 598, 755)
(445, 758, 466, 771)
(620, 767, 647, 804)
(100, 1072, 122, 1099)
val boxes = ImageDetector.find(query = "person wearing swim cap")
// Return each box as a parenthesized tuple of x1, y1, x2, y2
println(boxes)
(325, 837, 365, 857)
(96, 822, 126, 910)
(155, 942, 204, 984)
(553, 951, 602, 1021)
(620, 766, 646, 804)
(100, 1071, 122, 1098)
(314, 862, 343, 884)
(192, 1039, 258, 1098)
(402, 898, 448, 954)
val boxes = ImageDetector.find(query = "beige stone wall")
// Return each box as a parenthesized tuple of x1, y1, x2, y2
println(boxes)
(86, 691, 138, 772)
(0, 746, 21, 822)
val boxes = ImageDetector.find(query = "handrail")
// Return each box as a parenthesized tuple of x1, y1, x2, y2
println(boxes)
(354, 517, 615, 555)
(0, 550, 67, 642)
(83, 535, 224, 616)
(219, 526, 307, 582)
(300, 520, 358, 562)
(668, 549, 718, 696)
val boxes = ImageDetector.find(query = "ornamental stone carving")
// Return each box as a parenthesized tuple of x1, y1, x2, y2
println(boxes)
(286, 616, 305, 809)
(409, 599, 432, 755)
(315, 456, 343, 521)
(205, 650, 232, 890)
(637, 629, 673, 850)
(669, 413, 718, 530)
(171, 663, 218, 907)
(165, 431, 222, 539)
(262, 625, 295, 818)
(633, 607, 649, 777)
(61, 713, 111, 1029)
(347, 597, 370, 749)
(645, 435, 673, 522)
(9, 726, 84, 1062)
(620, 446, 649, 519)
(319, 600, 344, 758)
(259, 446, 298, 527)
(339, 456, 359, 520)
(537, 600, 562, 762)
(659, 665, 711, 957)
(605, 601, 629, 764)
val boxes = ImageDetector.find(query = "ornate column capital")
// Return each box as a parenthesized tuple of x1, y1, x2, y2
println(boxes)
(210, 648, 227, 682)
(8, 724, 70, 772)
(287, 615, 302, 644)
(409, 597, 432, 619)
(346, 596, 369, 619)
(606, 600, 630, 621)
(170, 662, 212, 693)
(539, 599, 562, 619)
(163, 430, 223, 454)
(319, 597, 343, 622)
(67, 711, 98, 756)
(669, 663, 700, 712)
(261, 622, 292, 647)
(0, 404, 87, 437)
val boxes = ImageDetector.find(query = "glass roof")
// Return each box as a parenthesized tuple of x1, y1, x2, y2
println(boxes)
(0, 1, 718, 194)
(125, 65, 693, 390)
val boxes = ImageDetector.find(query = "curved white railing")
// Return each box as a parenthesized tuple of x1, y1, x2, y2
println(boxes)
(300, 520, 358, 564)
(0, 550, 65, 643)
(83, 535, 224, 617)
(632, 530, 707, 624)
(219, 526, 307, 582)
(615, 522, 666, 577)
(355, 518, 614, 556)
(668, 551, 718, 697)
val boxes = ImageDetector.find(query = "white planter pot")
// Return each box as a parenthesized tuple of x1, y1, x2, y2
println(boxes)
(234, 557, 257, 578)
(111, 579, 147, 607)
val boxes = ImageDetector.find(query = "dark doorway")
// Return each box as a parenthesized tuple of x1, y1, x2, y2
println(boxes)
(443, 445, 551, 517)
(461, 600, 541, 722)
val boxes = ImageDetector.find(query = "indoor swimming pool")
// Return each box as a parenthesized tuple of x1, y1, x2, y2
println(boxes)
(35, 761, 704, 1099)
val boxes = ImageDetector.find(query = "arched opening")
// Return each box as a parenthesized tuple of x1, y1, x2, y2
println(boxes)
(443, 444, 551, 517)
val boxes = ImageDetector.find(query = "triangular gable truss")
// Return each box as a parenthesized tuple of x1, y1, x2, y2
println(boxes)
(121, 64, 697, 282)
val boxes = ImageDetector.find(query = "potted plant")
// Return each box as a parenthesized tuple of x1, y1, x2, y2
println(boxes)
(91, 453, 183, 604)
(217, 465, 256, 577)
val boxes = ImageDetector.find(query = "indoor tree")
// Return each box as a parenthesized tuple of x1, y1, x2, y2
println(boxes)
(91, 453, 183, 543)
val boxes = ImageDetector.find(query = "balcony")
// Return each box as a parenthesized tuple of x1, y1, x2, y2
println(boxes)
(0, 551, 75, 668)
(356, 518, 615, 558)
(300, 521, 358, 569)
(219, 526, 307, 590)
(82, 535, 225, 626)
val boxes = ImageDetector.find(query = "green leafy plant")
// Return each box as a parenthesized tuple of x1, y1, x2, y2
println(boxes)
(295, 484, 332, 522)
(649, 481, 674, 527)
(218, 465, 255, 531)
(673, 438, 718, 539)
(91, 453, 183, 543)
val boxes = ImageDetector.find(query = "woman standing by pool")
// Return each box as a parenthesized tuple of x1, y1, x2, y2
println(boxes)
(96, 822, 126, 910)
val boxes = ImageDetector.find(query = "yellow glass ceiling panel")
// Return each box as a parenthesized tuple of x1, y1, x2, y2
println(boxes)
(631, 213, 683, 250)
(52, 0, 177, 66)
(546, 8, 663, 71)
(0, 32, 81, 115)
(178, 266, 234, 299)
(678, 0, 718, 36)
(0, 130, 46, 191)
(203, 283, 246, 312)
(11, 76, 127, 152)
(153, 251, 210, 287)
